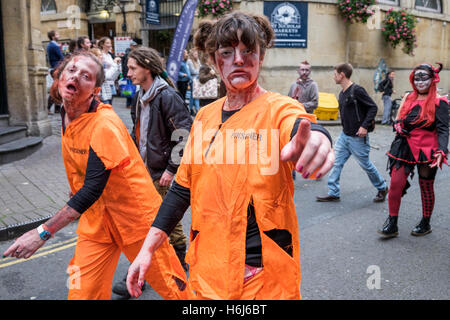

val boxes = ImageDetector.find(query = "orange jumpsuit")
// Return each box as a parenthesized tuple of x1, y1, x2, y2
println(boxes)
(175, 92, 316, 299)
(61, 103, 186, 300)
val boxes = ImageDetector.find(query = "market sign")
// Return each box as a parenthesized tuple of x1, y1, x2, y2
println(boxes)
(264, 1, 308, 48)
(146, 0, 160, 25)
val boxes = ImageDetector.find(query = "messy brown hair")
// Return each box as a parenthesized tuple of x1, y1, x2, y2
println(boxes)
(128, 46, 176, 88)
(193, 12, 275, 63)
(50, 51, 105, 104)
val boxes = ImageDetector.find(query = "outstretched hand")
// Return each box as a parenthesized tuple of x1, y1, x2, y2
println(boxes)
(126, 227, 168, 298)
(280, 120, 334, 179)
(2, 229, 44, 259)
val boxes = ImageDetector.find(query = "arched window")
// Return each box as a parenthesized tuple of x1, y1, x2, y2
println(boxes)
(415, 0, 442, 13)
(377, 0, 400, 5)
(41, 0, 57, 14)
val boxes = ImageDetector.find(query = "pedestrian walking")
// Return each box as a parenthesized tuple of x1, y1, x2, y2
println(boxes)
(187, 48, 201, 115)
(110, 46, 192, 299)
(99, 37, 120, 102)
(316, 63, 388, 203)
(121, 40, 139, 109)
(177, 50, 191, 103)
(46, 30, 64, 113)
(378, 63, 448, 238)
(126, 12, 334, 300)
(2, 51, 186, 300)
(379, 70, 396, 125)
(288, 60, 319, 114)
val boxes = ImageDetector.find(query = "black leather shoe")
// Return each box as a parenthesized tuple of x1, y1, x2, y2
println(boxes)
(411, 217, 432, 236)
(316, 195, 340, 202)
(112, 275, 146, 299)
(378, 216, 398, 238)
(374, 187, 388, 202)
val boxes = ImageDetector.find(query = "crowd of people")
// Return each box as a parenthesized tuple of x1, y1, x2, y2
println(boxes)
(45, 31, 142, 113)
(2, 11, 448, 301)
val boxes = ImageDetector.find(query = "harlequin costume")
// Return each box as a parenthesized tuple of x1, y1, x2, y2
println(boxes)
(172, 92, 317, 299)
(61, 101, 187, 300)
(380, 64, 449, 237)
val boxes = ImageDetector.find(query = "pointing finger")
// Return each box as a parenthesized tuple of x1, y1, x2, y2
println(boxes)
(294, 120, 311, 152)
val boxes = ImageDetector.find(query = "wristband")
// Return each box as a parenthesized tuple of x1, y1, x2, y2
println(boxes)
(37, 224, 52, 241)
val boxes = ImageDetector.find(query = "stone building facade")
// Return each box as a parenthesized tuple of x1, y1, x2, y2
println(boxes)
(1, 0, 51, 137)
(1, 0, 448, 135)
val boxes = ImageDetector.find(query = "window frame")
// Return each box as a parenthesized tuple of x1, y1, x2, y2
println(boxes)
(415, 0, 442, 13)
(41, 0, 57, 15)
(376, 0, 400, 6)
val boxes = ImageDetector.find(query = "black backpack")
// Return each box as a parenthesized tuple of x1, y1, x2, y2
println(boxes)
(349, 84, 375, 132)
(377, 80, 386, 93)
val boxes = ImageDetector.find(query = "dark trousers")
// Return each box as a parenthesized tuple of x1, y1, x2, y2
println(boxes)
(177, 81, 189, 102)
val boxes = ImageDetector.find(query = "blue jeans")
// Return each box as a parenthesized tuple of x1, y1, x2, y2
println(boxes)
(381, 95, 392, 124)
(327, 132, 386, 197)
(189, 95, 200, 114)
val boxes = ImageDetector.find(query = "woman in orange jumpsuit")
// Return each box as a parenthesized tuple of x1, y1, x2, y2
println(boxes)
(126, 12, 335, 300)
(3, 52, 186, 300)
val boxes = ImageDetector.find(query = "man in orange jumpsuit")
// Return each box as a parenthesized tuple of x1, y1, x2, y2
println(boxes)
(3, 52, 186, 300)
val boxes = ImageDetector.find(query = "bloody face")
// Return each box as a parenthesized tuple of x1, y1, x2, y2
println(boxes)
(58, 56, 99, 104)
(413, 69, 432, 94)
(298, 64, 311, 80)
(214, 31, 263, 92)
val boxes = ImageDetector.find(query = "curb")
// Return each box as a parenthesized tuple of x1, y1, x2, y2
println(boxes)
(317, 120, 341, 126)
(0, 215, 53, 242)
(317, 118, 383, 127)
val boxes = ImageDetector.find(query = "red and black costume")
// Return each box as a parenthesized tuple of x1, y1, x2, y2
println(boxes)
(379, 63, 449, 237)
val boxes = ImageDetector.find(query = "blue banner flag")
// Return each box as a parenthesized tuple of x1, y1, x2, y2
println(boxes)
(166, 0, 198, 84)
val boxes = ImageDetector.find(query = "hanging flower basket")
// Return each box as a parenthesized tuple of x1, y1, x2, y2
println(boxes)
(337, 0, 375, 24)
(198, 0, 233, 18)
(381, 9, 417, 56)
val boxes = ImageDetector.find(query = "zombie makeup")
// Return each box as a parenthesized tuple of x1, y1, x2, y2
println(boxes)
(58, 56, 99, 104)
(215, 32, 262, 91)
(413, 70, 432, 94)
(298, 65, 311, 81)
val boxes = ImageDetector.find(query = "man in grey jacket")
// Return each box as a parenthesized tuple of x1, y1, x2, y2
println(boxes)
(288, 61, 319, 114)
(112, 46, 192, 299)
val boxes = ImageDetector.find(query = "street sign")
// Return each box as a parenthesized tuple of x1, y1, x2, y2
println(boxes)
(264, 1, 308, 48)
(114, 37, 133, 57)
(146, 0, 161, 25)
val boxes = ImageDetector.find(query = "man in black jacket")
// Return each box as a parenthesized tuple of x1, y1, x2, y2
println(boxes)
(317, 63, 388, 203)
(378, 70, 395, 125)
(112, 47, 192, 299)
